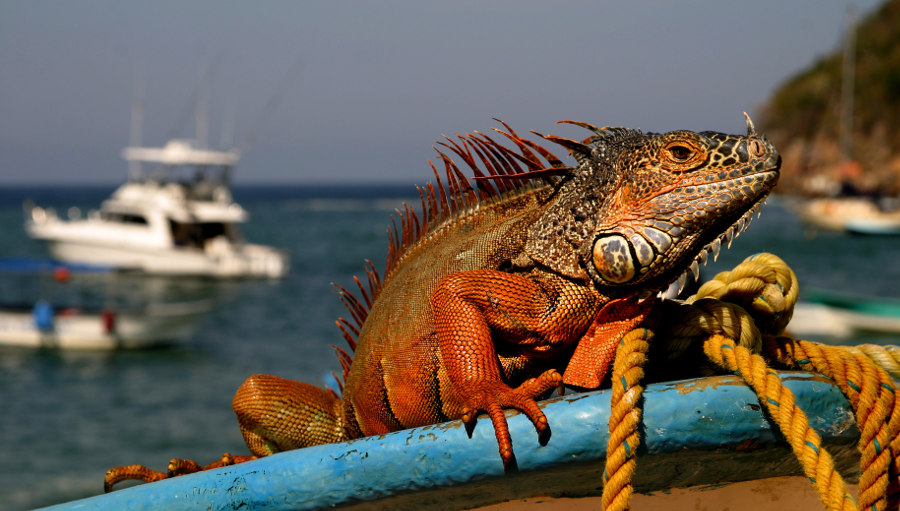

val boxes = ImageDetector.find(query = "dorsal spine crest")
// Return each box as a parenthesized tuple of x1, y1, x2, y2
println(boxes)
(331, 121, 584, 386)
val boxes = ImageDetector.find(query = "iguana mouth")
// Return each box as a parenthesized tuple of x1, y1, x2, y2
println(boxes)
(668, 157, 781, 294)
(671, 192, 770, 295)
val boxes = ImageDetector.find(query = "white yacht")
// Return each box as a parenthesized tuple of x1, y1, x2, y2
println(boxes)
(26, 140, 289, 278)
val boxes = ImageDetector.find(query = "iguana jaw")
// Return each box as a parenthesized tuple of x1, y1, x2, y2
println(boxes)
(671, 193, 770, 295)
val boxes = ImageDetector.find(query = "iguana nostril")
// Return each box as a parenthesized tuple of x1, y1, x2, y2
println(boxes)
(749, 139, 764, 157)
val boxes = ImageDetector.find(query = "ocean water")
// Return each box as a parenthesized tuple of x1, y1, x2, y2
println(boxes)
(0, 184, 898, 509)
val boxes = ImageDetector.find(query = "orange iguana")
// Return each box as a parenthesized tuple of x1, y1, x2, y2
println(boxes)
(105, 115, 780, 490)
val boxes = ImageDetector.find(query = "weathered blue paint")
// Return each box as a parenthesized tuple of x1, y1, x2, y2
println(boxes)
(40, 372, 861, 511)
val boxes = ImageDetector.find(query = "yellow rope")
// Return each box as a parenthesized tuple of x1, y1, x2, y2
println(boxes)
(601, 252, 900, 511)
(602, 328, 652, 511)
(764, 337, 900, 511)
(842, 344, 900, 380)
(705, 333, 856, 511)
(689, 251, 799, 336)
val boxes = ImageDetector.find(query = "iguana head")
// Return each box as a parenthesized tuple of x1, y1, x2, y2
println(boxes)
(527, 114, 781, 292)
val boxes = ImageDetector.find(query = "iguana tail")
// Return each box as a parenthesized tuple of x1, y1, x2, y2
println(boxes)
(233, 374, 347, 455)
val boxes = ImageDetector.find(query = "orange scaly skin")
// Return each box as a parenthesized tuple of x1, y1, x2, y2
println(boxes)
(105, 116, 780, 489)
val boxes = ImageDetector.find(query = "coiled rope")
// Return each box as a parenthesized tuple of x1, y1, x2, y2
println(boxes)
(602, 253, 900, 511)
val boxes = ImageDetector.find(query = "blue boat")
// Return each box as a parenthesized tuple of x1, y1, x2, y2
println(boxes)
(39, 372, 862, 510)
(0, 258, 213, 349)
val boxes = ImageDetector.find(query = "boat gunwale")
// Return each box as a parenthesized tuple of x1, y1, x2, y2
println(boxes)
(38, 371, 863, 511)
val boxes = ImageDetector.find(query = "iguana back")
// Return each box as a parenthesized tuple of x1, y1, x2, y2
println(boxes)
(344, 189, 549, 436)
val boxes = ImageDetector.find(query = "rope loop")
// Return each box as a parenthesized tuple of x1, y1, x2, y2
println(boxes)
(706, 334, 856, 511)
(602, 252, 900, 511)
(691, 252, 799, 335)
(764, 336, 900, 511)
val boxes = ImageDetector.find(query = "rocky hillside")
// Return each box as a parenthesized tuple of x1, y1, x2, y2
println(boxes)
(759, 0, 900, 196)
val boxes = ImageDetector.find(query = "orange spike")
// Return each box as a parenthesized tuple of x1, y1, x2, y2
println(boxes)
(522, 133, 566, 168)
(407, 204, 422, 240)
(437, 137, 478, 173)
(471, 166, 573, 182)
(334, 284, 367, 328)
(556, 119, 602, 132)
(492, 119, 545, 163)
(456, 137, 499, 198)
(428, 160, 450, 220)
(486, 135, 547, 172)
(465, 134, 513, 175)
(469, 132, 535, 178)
(335, 318, 358, 351)
(352, 275, 372, 309)
(455, 138, 490, 180)
(439, 154, 460, 211)
(329, 371, 344, 395)
(364, 260, 382, 296)
(534, 132, 593, 159)
(332, 345, 353, 376)
(462, 135, 512, 194)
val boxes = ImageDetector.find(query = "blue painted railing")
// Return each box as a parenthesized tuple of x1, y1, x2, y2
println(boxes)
(41, 372, 860, 510)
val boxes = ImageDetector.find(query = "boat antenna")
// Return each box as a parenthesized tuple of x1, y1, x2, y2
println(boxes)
(196, 61, 210, 150)
(219, 98, 236, 150)
(839, 7, 856, 164)
(239, 56, 304, 154)
(165, 51, 225, 144)
(128, 68, 144, 181)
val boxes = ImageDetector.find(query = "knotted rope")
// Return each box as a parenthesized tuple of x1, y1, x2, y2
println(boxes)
(601, 253, 900, 511)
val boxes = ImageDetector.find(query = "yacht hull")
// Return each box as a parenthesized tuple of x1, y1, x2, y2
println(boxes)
(39, 237, 287, 278)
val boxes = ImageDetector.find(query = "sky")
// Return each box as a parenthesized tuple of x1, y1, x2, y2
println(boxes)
(0, 0, 884, 186)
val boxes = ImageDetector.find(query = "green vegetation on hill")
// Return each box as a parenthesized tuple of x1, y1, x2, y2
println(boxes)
(759, 0, 900, 195)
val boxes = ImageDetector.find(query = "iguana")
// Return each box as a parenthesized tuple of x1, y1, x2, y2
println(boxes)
(105, 115, 780, 490)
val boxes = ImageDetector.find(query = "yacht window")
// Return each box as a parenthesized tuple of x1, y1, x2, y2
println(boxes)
(169, 221, 232, 248)
(199, 222, 227, 240)
(102, 212, 148, 225)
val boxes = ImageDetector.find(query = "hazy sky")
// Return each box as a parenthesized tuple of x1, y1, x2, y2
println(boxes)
(0, 1, 882, 185)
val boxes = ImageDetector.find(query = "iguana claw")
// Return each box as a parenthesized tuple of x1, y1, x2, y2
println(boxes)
(459, 369, 561, 471)
(104, 453, 256, 492)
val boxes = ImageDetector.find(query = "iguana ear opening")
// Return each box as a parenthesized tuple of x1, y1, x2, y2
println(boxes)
(523, 228, 589, 281)
(523, 171, 606, 281)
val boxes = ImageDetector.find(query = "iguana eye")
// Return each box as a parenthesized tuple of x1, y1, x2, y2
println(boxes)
(661, 138, 705, 172)
(668, 145, 692, 161)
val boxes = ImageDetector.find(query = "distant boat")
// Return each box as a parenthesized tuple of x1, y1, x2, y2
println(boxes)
(788, 286, 900, 339)
(789, 196, 900, 235)
(0, 258, 213, 349)
(845, 213, 900, 235)
(25, 138, 289, 278)
(0, 299, 212, 350)
(787, 10, 900, 237)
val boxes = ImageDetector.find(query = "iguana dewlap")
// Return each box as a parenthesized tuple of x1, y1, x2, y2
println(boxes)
(105, 115, 780, 489)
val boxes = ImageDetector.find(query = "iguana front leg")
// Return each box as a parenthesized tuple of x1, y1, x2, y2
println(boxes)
(432, 269, 650, 468)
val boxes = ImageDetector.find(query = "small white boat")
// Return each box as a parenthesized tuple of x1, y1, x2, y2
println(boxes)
(26, 139, 289, 278)
(0, 299, 213, 350)
(844, 215, 900, 235)
(790, 196, 900, 235)
(0, 259, 213, 349)
(788, 287, 900, 339)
